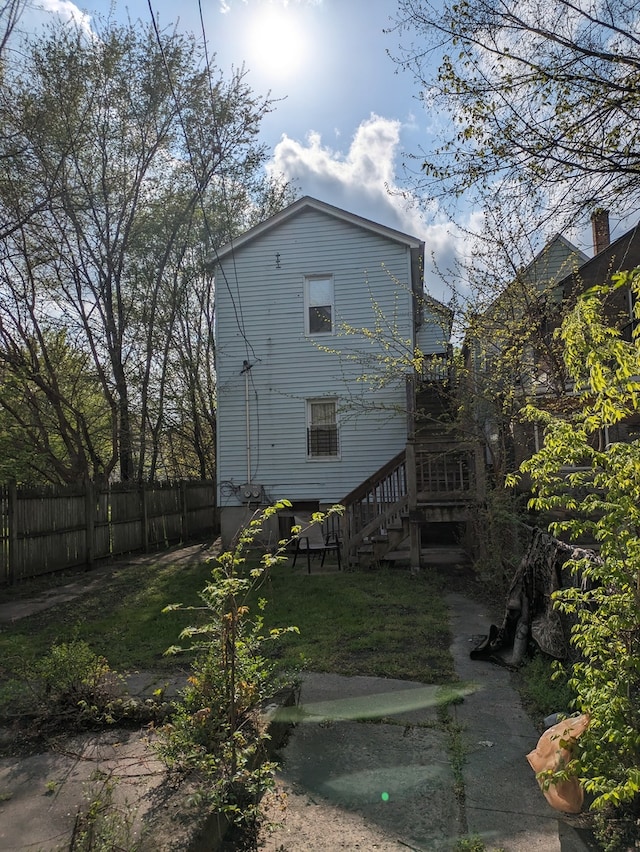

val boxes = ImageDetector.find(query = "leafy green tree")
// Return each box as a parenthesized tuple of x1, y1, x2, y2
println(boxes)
(0, 331, 111, 484)
(392, 0, 640, 226)
(512, 269, 640, 823)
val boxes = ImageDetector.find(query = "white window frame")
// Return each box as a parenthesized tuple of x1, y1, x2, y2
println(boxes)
(304, 274, 335, 336)
(306, 398, 340, 459)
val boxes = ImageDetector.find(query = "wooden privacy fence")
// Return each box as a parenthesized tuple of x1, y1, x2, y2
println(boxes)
(0, 480, 218, 584)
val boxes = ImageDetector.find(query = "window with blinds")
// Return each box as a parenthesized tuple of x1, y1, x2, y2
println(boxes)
(307, 399, 339, 457)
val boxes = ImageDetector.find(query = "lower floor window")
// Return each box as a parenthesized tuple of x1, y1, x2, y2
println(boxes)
(307, 399, 339, 457)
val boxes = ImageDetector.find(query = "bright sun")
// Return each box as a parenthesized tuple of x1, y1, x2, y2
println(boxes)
(247, 6, 308, 80)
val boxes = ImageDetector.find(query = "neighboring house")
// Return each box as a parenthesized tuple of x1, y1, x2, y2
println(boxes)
(556, 211, 640, 343)
(462, 231, 589, 473)
(467, 210, 640, 478)
(533, 212, 640, 447)
(213, 196, 452, 553)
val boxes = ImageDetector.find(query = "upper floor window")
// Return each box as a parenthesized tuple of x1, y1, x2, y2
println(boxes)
(305, 275, 334, 335)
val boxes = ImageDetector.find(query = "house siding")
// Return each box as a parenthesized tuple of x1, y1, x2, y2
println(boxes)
(416, 308, 449, 355)
(215, 207, 416, 513)
(523, 235, 589, 295)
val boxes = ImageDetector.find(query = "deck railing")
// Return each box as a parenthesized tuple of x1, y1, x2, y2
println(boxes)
(421, 347, 455, 384)
(415, 445, 474, 498)
(340, 439, 478, 566)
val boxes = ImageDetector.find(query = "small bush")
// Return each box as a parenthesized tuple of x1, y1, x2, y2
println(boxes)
(157, 501, 342, 835)
(0, 639, 116, 724)
(35, 640, 112, 705)
(70, 776, 141, 852)
(0, 638, 169, 737)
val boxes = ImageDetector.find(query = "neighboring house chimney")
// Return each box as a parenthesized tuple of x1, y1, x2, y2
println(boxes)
(591, 209, 610, 255)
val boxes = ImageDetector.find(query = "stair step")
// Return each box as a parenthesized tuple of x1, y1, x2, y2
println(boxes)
(384, 546, 469, 565)
(421, 546, 469, 564)
(384, 550, 412, 563)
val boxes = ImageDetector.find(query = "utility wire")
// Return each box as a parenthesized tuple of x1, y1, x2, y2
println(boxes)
(197, 0, 255, 365)
(146, 0, 257, 363)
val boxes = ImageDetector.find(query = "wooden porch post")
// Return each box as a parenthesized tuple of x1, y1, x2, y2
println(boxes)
(406, 441, 421, 571)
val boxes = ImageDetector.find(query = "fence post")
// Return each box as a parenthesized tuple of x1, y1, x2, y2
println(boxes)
(8, 479, 16, 585)
(180, 480, 189, 543)
(141, 483, 149, 553)
(85, 479, 95, 570)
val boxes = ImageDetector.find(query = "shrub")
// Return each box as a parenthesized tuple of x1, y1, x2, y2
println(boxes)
(511, 269, 640, 837)
(157, 500, 343, 833)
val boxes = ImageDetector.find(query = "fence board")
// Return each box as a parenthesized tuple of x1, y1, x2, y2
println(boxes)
(0, 485, 8, 584)
(1, 479, 218, 584)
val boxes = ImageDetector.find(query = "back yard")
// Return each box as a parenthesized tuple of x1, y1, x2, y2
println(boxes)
(0, 543, 457, 694)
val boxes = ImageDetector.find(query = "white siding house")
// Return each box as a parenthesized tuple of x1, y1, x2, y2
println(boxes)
(214, 197, 450, 545)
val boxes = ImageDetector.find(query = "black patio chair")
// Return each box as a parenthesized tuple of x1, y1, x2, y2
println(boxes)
(291, 513, 342, 574)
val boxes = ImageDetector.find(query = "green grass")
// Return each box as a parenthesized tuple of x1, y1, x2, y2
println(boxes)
(0, 552, 456, 685)
(0, 556, 214, 675)
(250, 562, 455, 682)
(515, 652, 575, 724)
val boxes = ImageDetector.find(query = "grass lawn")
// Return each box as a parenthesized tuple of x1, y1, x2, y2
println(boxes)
(253, 563, 455, 682)
(0, 547, 456, 685)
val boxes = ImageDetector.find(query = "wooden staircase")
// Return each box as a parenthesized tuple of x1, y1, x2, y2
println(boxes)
(341, 381, 481, 568)
(341, 450, 409, 568)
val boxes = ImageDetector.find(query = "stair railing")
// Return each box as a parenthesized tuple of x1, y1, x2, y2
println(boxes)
(340, 450, 408, 565)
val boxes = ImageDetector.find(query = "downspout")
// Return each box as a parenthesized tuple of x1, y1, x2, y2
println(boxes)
(241, 360, 253, 483)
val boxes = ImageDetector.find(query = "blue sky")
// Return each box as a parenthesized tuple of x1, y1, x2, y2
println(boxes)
(13, 0, 606, 303)
(15, 0, 469, 303)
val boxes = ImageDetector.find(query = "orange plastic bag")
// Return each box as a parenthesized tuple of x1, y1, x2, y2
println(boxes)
(526, 714, 590, 813)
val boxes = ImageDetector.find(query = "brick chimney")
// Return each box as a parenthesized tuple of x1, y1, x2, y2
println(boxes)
(591, 209, 610, 255)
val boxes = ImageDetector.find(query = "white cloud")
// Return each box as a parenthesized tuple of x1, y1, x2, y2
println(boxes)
(38, 0, 92, 32)
(13, 0, 95, 43)
(267, 114, 469, 304)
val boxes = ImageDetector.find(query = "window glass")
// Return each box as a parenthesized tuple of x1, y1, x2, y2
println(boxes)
(307, 400, 339, 457)
(306, 276, 333, 334)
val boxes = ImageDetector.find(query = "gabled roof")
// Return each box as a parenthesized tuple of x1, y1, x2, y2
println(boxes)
(558, 219, 640, 300)
(521, 233, 589, 291)
(213, 195, 425, 262)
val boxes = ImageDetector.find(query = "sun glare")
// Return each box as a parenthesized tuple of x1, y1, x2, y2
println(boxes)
(247, 5, 308, 80)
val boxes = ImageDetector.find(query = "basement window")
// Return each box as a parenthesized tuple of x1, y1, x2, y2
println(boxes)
(307, 399, 339, 458)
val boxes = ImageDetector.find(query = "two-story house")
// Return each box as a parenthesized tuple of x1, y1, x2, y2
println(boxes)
(213, 196, 454, 561)
(462, 230, 589, 476)
(465, 211, 640, 481)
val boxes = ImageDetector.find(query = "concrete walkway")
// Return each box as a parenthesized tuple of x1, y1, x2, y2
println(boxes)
(259, 593, 595, 852)
(447, 593, 593, 852)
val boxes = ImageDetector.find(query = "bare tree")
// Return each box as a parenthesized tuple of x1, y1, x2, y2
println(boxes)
(392, 0, 640, 228)
(0, 0, 24, 59)
(0, 17, 291, 484)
